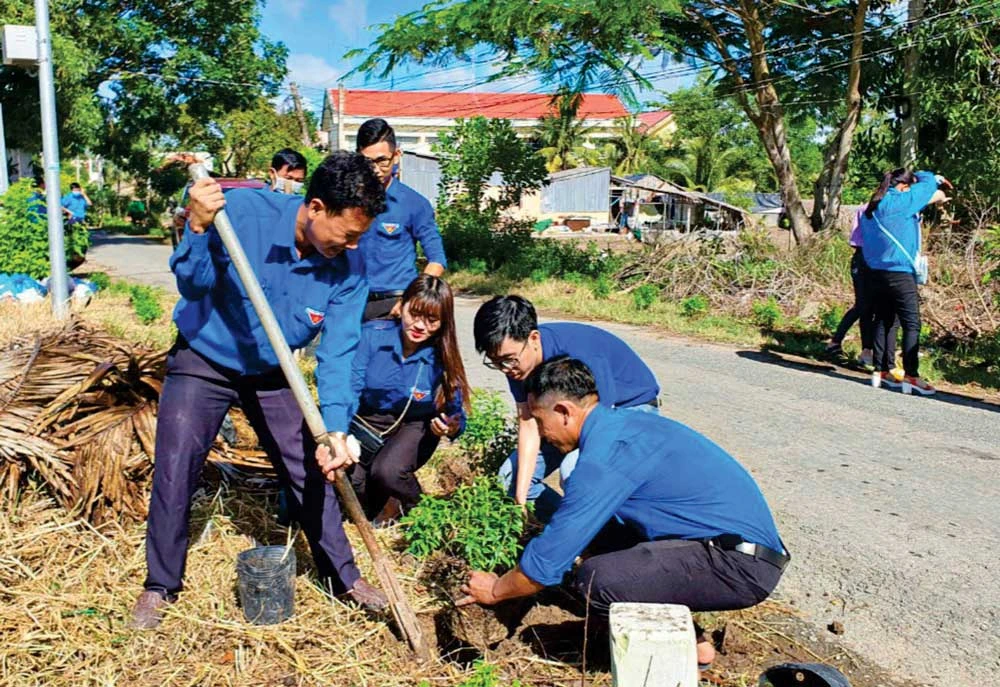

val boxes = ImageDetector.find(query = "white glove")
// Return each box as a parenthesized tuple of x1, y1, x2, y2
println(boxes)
(346, 434, 362, 461)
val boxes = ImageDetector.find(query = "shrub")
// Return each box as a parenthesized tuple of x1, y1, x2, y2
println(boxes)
(563, 271, 585, 285)
(819, 303, 845, 335)
(88, 272, 111, 290)
(129, 285, 163, 324)
(461, 390, 517, 475)
(591, 275, 613, 299)
(529, 268, 549, 283)
(632, 284, 659, 311)
(751, 297, 782, 329)
(680, 294, 709, 318)
(401, 477, 524, 571)
(465, 258, 488, 275)
(0, 179, 59, 279)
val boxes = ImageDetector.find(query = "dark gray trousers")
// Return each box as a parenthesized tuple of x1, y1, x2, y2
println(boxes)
(143, 339, 360, 597)
(571, 526, 784, 617)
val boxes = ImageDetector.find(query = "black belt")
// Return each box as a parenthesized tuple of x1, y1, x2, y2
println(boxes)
(708, 534, 790, 571)
(368, 290, 404, 302)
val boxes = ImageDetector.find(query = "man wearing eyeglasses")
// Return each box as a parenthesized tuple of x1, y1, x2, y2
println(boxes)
(473, 296, 660, 521)
(355, 118, 447, 321)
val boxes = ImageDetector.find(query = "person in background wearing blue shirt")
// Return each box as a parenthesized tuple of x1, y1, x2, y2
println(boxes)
(473, 296, 660, 521)
(860, 168, 951, 395)
(130, 152, 388, 630)
(349, 275, 471, 525)
(268, 148, 308, 194)
(355, 118, 448, 321)
(61, 182, 92, 224)
(458, 356, 788, 670)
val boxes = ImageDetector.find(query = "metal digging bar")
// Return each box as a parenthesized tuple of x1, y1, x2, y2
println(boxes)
(187, 164, 431, 661)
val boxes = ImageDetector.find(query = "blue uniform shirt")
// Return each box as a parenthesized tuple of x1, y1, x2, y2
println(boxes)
(508, 323, 659, 407)
(350, 320, 466, 434)
(170, 189, 368, 433)
(358, 180, 446, 292)
(860, 171, 939, 273)
(519, 405, 783, 586)
(61, 192, 88, 219)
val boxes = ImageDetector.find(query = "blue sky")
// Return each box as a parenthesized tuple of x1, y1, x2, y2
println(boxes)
(260, 0, 696, 113)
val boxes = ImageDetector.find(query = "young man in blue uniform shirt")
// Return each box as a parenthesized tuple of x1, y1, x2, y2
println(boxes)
(131, 152, 388, 629)
(458, 356, 789, 668)
(473, 295, 660, 520)
(61, 182, 92, 223)
(355, 118, 448, 320)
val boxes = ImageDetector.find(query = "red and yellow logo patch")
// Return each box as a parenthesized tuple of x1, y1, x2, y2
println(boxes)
(306, 307, 324, 325)
(382, 222, 399, 235)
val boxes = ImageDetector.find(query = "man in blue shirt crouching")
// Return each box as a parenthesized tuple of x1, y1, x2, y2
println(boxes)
(131, 152, 388, 630)
(474, 296, 660, 521)
(458, 356, 789, 668)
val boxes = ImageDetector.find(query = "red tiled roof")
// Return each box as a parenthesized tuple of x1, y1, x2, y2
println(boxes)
(637, 110, 673, 132)
(331, 89, 629, 120)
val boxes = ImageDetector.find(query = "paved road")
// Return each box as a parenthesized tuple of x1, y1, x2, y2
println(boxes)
(87, 234, 1000, 686)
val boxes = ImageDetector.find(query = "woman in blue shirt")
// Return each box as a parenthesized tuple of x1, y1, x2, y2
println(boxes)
(859, 168, 950, 395)
(349, 275, 470, 524)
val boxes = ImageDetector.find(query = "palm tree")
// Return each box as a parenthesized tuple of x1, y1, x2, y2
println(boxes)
(658, 138, 755, 193)
(611, 116, 661, 176)
(534, 91, 597, 172)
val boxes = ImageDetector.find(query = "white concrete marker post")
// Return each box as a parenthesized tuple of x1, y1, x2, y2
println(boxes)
(609, 603, 699, 687)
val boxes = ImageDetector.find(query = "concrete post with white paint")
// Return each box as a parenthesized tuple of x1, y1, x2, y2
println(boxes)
(609, 603, 698, 687)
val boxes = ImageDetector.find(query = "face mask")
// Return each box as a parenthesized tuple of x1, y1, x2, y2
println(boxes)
(271, 177, 304, 195)
(72, 190, 82, 197)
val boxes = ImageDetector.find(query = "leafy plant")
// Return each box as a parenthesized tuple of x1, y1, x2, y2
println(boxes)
(591, 275, 613, 299)
(0, 179, 81, 279)
(461, 390, 517, 475)
(819, 303, 845, 335)
(402, 477, 524, 571)
(680, 294, 709, 318)
(632, 284, 659, 311)
(751, 297, 782, 330)
(465, 258, 488, 275)
(417, 662, 522, 687)
(129, 285, 163, 324)
(88, 272, 111, 291)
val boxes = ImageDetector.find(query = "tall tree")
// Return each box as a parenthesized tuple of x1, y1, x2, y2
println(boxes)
(0, 1, 286, 174)
(534, 91, 596, 172)
(611, 116, 662, 176)
(352, 0, 895, 243)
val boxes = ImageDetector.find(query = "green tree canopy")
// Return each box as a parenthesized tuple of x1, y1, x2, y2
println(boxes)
(0, 1, 286, 174)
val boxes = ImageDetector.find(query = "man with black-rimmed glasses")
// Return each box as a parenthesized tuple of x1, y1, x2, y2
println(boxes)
(473, 295, 661, 521)
(355, 118, 447, 321)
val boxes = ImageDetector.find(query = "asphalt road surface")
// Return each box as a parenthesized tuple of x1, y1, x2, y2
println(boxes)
(87, 233, 1000, 685)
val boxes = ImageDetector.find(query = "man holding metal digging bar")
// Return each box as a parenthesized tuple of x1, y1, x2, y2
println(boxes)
(131, 152, 389, 630)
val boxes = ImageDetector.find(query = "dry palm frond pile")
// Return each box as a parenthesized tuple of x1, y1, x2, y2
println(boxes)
(0, 321, 268, 525)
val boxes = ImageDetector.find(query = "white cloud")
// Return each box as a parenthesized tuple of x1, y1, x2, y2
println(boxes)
(281, 0, 307, 20)
(286, 53, 342, 89)
(327, 0, 368, 45)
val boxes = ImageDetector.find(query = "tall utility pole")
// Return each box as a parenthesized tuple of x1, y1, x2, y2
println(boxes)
(288, 82, 312, 148)
(0, 103, 9, 195)
(35, 0, 68, 319)
(900, 0, 924, 167)
(336, 83, 345, 151)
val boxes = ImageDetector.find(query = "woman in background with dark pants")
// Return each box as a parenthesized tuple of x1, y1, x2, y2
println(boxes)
(860, 169, 951, 395)
(349, 276, 471, 524)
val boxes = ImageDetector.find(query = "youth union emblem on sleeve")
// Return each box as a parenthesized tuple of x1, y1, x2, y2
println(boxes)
(382, 222, 399, 234)
(306, 307, 325, 325)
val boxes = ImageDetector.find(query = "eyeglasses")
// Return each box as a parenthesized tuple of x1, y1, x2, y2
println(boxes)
(483, 340, 529, 371)
(366, 155, 396, 170)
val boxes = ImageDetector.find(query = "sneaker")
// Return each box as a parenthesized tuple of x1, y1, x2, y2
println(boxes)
(129, 589, 172, 630)
(902, 376, 936, 396)
(858, 349, 874, 370)
(871, 371, 902, 389)
(889, 367, 905, 383)
(346, 577, 388, 612)
(825, 342, 843, 360)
